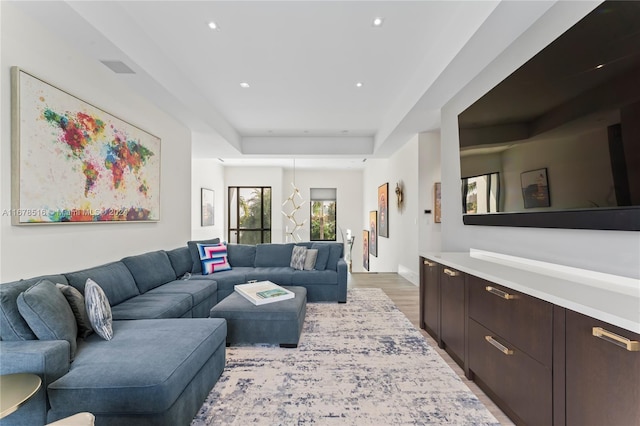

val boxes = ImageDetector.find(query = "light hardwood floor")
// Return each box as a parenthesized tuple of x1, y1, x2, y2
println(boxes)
(348, 272, 514, 426)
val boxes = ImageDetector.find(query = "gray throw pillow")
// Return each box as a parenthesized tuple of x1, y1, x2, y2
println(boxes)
(84, 279, 113, 341)
(290, 246, 307, 270)
(17, 280, 78, 360)
(56, 283, 93, 339)
(304, 249, 319, 270)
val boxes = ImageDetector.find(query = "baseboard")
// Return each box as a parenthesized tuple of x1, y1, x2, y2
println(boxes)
(398, 265, 419, 286)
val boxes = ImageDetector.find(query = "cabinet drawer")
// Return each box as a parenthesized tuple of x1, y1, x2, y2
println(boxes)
(565, 310, 640, 426)
(468, 275, 553, 367)
(468, 319, 552, 426)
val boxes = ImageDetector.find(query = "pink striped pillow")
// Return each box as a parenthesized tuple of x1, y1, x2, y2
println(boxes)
(197, 243, 231, 274)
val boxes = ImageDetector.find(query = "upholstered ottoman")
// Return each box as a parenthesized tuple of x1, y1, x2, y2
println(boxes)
(209, 286, 306, 348)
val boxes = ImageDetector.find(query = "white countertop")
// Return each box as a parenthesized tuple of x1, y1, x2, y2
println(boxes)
(420, 250, 640, 334)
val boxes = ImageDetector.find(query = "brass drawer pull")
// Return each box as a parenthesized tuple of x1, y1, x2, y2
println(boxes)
(443, 268, 459, 277)
(485, 336, 514, 355)
(423, 260, 436, 267)
(485, 286, 515, 300)
(592, 327, 640, 352)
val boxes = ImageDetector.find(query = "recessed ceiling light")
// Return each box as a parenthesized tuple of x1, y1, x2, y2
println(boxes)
(355, 82, 363, 88)
(341, 130, 349, 134)
(596, 64, 604, 69)
(208, 21, 218, 30)
(372, 17, 384, 27)
(239, 82, 250, 88)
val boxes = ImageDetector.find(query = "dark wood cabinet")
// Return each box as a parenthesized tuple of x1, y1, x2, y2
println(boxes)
(420, 258, 440, 342)
(564, 309, 640, 426)
(468, 276, 553, 367)
(439, 265, 465, 367)
(418, 255, 639, 426)
(468, 319, 552, 426)
(467, 277, 553, 425)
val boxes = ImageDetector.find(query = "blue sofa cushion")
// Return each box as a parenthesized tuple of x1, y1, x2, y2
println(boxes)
(121, 250, 177, 293)
(47, 318, 227, 415)
(65, 262, 139, 306)
(227, 244, 256, 267)
(0, 275, 69, 341)
(17, 280, 78, 359)
(84, 279, 114, 341)
(254, 243, 294, 267)
(292, 270, 339, 285)
(326, 243, 343, 271)
(246, 267, 294, 286)
(187, 238, 220, 274)
(166, 247, 192, 278)
(310, 243, 331, 270)
(111, 292, 192, 320)
(56, 284, 93, 339)
(146, 279, 217, 307)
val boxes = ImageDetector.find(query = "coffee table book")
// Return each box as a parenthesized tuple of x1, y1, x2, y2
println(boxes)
(234, 281, 295, 306)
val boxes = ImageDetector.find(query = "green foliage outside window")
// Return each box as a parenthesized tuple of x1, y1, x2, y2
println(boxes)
(311, 200, 336, 241)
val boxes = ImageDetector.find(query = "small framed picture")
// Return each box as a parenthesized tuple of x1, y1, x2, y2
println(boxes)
(362, 230, 370, 271)
(521, 168, 550, 208)
(369, 211, 378, 257)
(378, 183, 389, 237)
(201, 188, 214, 226)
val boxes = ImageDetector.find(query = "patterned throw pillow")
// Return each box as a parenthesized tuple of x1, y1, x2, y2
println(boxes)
(304, 249, 319, 270)
(290, 246, 307, 270)
(84, 278, 113, 341)
(56, 283, 94, 339)
(198, 243, 232, 274)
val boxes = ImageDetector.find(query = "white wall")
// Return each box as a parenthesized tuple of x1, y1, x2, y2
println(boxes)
(440, 1, 640, 279)
(0, 3, 192, 281)
(363, 136, 420, 284)
(282, 168, 364, 271)
(191, 144, 225, 241)
(418, 131, 442, 254)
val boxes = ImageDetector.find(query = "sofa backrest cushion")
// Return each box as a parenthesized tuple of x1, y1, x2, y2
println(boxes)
(0, 274, 69, 341)
(187, 238, 221, 273)
(16, 279, 78, 360)
(65, 262, 139, 306)
(326, 243, 344, 271)
(166, 247, 192, 278)
(121, 250, 177, 293)
(254, 243, 294, 267)
(227, 244, 256, 267)
(310, 243, 331, 271)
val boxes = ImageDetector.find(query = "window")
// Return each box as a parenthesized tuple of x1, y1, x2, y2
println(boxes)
(310, 188, 336, 241)
(462, 173, 499, 214)
(228, 187, 271, 244)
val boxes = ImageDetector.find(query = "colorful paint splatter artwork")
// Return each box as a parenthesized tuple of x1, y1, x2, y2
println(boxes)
(13, 69, 160, 223)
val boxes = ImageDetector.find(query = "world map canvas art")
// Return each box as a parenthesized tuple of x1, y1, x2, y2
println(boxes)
(11, 68, 160, 224)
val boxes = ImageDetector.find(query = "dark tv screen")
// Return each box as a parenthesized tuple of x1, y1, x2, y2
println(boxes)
(457, 0, 640, 231)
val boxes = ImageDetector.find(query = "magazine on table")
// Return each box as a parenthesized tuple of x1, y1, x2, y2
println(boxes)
(234, 281, 295, 305)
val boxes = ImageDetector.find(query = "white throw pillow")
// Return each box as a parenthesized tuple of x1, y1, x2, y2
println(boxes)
(290, 246, 307, 270)
(84, 278, 113, 340)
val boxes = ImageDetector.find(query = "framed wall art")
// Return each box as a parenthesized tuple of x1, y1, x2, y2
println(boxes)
(434, 182, 442, 223)
(201, 188, 214, 226)
(362, 230, 370, 271)
(369, 210, 378, 257)
(378, 183, 389, 237)
(11, 67, 161, 224)
(521, 168, 550, 209)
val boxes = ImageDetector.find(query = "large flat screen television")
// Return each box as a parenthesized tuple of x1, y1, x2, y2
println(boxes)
(457, 0, 640, 231)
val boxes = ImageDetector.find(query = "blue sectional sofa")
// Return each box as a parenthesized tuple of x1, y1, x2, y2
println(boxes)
(0, 240, 347, 426)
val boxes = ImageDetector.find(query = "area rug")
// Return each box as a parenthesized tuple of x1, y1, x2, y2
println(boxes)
(192, 288, 499, 425)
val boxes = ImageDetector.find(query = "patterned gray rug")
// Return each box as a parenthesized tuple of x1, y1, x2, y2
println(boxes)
(192, 288, 499, 425)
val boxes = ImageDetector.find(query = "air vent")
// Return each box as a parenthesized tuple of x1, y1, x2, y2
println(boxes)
(100, 60, 135, 74)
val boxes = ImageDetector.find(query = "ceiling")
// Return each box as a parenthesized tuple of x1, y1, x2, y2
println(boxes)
(11, 1, 569, 169)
